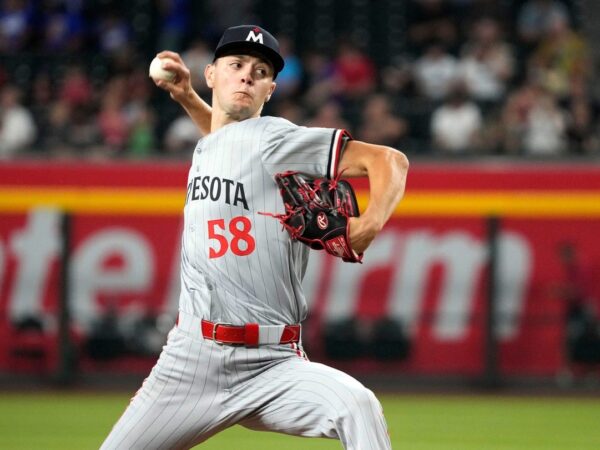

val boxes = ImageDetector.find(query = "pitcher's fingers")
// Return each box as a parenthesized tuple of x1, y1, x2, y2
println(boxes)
(157, 50, 184, 63)
(159, 61, 189, 84)
(155, 79, 180, 93)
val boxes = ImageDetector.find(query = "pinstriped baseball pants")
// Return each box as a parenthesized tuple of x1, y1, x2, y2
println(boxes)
(100, 324, 392, 449)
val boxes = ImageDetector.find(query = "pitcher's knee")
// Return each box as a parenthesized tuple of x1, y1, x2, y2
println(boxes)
(337, 383, 384, 421)
(358, 386, 384, 416)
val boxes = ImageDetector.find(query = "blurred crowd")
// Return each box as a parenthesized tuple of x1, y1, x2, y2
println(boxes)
(0, 0, 598, 160)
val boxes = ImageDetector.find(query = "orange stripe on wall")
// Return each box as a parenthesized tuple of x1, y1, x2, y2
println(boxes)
(0, 188, 184, 215)
(357, 190, 600, 217)
(1, 188, 600, 217)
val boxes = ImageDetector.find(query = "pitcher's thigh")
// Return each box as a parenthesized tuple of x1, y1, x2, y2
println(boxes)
(235, 359, 391, 449)
(101, 329, 227, 450)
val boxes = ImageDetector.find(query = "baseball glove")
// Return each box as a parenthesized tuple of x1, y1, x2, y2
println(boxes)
(263, 171, 363, 263)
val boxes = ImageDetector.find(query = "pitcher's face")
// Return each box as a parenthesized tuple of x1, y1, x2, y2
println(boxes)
(206, 54, 276, 121)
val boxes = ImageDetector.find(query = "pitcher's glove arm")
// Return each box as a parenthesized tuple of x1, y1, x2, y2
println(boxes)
(262, 171, 363, 263)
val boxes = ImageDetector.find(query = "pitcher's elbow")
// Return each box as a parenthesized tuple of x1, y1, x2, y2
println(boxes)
(386, 147, 409, 173)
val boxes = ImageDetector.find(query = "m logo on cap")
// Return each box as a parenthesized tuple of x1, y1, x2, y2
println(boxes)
(214, 25, 284, 76)
(246, 29, 263, 44)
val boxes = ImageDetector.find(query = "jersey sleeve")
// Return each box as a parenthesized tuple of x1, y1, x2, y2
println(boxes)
(260, 118, 351, 179)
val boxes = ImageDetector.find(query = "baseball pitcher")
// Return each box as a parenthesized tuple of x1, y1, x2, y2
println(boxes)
(101, 25, 409, 450)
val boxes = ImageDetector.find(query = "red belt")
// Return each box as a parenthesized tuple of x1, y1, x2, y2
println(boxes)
(200, 320, 301, 347)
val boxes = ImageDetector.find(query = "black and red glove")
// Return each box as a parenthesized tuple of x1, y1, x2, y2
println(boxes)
(264, 171, 363, 263)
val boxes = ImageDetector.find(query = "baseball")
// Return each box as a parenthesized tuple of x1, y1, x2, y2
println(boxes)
(149, 56, 176, 82)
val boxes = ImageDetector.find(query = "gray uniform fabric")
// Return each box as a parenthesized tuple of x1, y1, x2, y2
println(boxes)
(101, 117, 391, 449)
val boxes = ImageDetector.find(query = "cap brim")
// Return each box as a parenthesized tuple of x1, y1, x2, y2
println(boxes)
(214, 41, 284, 76)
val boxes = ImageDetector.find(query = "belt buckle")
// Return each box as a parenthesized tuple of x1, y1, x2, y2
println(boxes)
(211, 322, 233, 345)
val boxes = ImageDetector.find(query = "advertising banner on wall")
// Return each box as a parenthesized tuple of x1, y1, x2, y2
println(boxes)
(1, 161, 599, 376)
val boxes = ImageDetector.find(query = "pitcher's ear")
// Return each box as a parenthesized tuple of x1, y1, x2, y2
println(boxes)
(205, 63, 215, 88)
(267, 82, 276, 101)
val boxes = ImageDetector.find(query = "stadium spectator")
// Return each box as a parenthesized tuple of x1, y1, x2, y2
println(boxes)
(127, 105, 156, 158)
(97, 78, 129, 154)
(332, 41, 377, 100)
(41, 100, 71, 153)
(40, 1, 86, 52)
(0, 84, 37, 158)
(431, 81, 482, 154)
(357, 94, 408, 148)
(521, 91, 567, 155)
(163, 114, 201, 157)
(528, 13, 589, 99)
(156, 0, 190, 52)
(502, 79, 569, 156)
(58, 64, 93, 108)
(93, 6, 133, 71)
(305, 100, 350, 131)
(43, 101, 104, 158)
(0, 0, 34, 53)
(64, 104, 104, 156)
(123, 67, 154, 128)
(381, 55, 415, 98)
(181, 38, 213, 94)
(413, 42, 459, 101)
(563, 77, 600, 154)
(301, 49, 337, 109)
(502, 79, 541, 153)
(457, 17, 515, 104)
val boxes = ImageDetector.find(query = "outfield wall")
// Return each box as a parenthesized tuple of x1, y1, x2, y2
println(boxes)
(1, 160, 599, 377)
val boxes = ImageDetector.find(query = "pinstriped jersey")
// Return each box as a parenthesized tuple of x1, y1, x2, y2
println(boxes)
(180, 116, 349, 326)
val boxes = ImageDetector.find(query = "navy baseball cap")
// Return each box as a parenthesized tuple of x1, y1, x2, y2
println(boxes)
(213, 25, 285, 79)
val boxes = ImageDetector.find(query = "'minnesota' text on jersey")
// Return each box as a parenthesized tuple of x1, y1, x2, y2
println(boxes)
(180, 116, 349, 326)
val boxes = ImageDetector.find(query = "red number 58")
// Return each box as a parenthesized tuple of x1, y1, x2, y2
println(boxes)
(207, 216, 256, 258)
